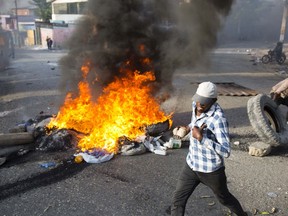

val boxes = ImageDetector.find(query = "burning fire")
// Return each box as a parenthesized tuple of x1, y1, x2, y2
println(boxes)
(48, 57, 172, 154)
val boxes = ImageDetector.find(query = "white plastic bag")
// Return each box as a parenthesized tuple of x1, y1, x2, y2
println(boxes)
(74, 152, 114, 164)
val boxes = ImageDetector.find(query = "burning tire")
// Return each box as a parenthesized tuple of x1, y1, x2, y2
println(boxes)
(145, 120, 170, 136)
(247, 94, 288, 146)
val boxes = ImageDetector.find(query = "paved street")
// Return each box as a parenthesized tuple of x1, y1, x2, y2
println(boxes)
(0, 48, 66, 133)
(0, 44, 288, 216)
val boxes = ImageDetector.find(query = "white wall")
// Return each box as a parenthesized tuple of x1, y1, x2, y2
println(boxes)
(52, 14, 83, 24)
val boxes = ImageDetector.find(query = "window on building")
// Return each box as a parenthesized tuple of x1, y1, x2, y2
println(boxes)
(54, 3, 67, 14)
(79, 2, 87, 14)
(53, 2, 87, 15)
(67, 3, 78, 14)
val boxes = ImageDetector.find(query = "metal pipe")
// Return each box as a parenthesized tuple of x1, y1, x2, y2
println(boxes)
(14, 0, 21, 47)
(279, 0, 288, 42)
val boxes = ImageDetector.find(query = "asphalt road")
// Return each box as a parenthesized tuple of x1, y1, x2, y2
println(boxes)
(0, 44, 288, 216)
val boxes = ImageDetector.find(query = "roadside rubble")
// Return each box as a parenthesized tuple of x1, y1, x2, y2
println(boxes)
(248, 141, 272, 157)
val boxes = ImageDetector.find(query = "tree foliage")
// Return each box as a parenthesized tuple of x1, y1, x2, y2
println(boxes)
(30, 0, 55, 22)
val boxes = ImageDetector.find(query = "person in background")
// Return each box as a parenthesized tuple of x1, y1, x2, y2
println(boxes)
(46, 36, 53, 50)
(273, 41, 283, 60)
(169, 81, 247, 216)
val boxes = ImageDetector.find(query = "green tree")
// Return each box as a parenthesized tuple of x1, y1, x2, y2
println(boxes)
(30, 0, 55, 22)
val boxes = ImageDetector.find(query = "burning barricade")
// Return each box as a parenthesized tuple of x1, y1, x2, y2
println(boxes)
(0, 59, 190, 166)
(1, 116, 180, 166)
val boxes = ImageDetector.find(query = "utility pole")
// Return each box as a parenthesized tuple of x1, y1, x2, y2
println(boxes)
(14, 0, 21, 47)
(280, 0, 288, 42)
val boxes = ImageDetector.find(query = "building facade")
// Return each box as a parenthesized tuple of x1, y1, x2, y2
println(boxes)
(37, 0, 88, 49)
(0, 0, 36, 47)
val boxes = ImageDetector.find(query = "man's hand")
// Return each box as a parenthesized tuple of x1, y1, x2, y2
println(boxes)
(192, 124, 207, 142)
(173, 126, 190, 138)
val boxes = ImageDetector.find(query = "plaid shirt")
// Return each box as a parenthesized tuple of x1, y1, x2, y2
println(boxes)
(186, 102, 230, 173)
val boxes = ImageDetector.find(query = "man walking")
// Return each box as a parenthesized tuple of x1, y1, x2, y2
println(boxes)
(170, 81, 247, 216)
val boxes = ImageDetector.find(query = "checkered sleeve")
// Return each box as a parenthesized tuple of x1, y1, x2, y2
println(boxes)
(202, 115, 231, 158)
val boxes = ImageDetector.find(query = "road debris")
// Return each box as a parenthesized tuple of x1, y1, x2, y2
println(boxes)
(74, 151, 114, 164)
(253, 207, 278, 215)
(248, 142, 272, 157)
(74, 155, 83, 163)
(40, 162, 56, 168)
(208, 201, 215, 206)
(267, 192, 277, 198)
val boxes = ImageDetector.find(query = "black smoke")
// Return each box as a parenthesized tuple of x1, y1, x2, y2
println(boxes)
(59, 0, 234, 99)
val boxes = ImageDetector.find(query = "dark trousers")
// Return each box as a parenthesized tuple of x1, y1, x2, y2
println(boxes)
(171, 163, 246, 216)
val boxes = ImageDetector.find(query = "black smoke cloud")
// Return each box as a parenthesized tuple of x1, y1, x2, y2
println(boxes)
(59, 0, 234, 98)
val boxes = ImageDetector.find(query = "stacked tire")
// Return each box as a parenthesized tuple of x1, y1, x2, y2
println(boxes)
(247, 94, 288, 146)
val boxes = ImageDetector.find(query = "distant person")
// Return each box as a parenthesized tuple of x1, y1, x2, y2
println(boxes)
(273, 41, 283, 60)
(46, 36, 53, 50)
(169, 82, 247, 216)
(9, 33, 15, 58)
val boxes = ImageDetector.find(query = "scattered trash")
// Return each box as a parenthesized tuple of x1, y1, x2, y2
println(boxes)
(200, 195, 212, 199)
(74, 150, 114, 164)
(154, 149, 167, 155)
(267, 192, 277, 198)
(171, 138, 182, 148)
(163, 141, 172, 149)
(17, 149, 30, 156)
(142, 135, 167, 155)
(253, 207, 278, 215)
(74, 155, 83, 163)
(40, 162, 56, 168)
(164, 137, 182, 149)
(35, 129, 79, 152)
(5, 114, 176, 164)
(121, 142, 147, 156)
(233, 141, 240, 145)
(208, 201, 215, 206)
(119, 136, 147, 156)
(269, 207, 277, 214)
(8, 115, 53, 134)
(259, 212, 270, 215)
(43, 205, 53, 213)
(173, 126, 188, 139)
(119, 135, 172, 156)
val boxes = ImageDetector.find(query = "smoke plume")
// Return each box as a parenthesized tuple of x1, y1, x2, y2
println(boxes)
(59, 0, 234, 99)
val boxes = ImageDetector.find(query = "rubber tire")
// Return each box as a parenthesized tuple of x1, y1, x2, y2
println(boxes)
(261, 55, 271, 64)
(276, 53, 286, 65)
(247, 94, 288, 146)
(145, 120, 170, 136)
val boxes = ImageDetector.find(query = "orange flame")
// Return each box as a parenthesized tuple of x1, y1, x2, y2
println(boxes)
(48, 59, 172, 154)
